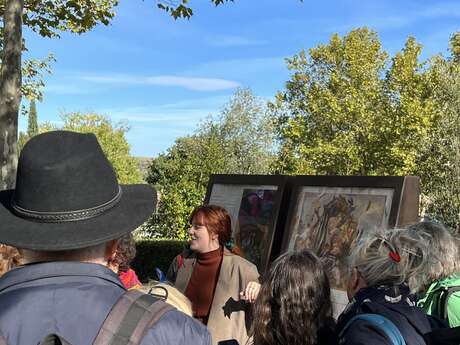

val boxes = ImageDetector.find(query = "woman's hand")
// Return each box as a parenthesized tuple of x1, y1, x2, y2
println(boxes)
(240, 281, 261, 303)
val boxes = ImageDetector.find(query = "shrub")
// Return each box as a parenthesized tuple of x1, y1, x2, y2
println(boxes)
(132, 239, 186, 282)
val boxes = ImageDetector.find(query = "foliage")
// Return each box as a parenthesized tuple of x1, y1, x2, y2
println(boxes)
(416, 45, 460, 229)
(131, 239, 186, 282)
(0, 0, 248, 190)
(147, 136, 223, 239)
(145, 88, 276, 239)
(20, 54, 55, 101)
(0, 0, 118, 39)
(18, 99, 39, 151)
(156, 0, 234, 19)
(0, 27, 55, 101)
(203, 88, 276, 174)
(272, 28, 435, 176)
(27, 99, 38, 137)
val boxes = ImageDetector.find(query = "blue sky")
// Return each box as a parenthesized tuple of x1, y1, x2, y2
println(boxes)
(23, 0, 460, 157)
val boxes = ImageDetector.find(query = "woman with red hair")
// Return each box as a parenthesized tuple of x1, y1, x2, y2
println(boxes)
(167, 204, 260, 345)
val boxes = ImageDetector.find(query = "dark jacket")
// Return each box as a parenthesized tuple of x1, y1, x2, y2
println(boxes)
(0, 261, 211, 345)
(337, 285, 431, 345)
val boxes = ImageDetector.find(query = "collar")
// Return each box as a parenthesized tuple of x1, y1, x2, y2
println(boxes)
(337, 284, 415, 330)
(0, 261, 125, 293)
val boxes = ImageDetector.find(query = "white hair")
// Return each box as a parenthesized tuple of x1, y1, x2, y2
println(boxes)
(407, 221, 460, 283)
(349, 228, 428, 291)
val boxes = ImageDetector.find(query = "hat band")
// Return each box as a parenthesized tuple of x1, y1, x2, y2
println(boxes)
(10, 187, 123, 223)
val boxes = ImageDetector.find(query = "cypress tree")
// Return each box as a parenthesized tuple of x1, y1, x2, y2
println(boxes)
(27, 100, 38, 137)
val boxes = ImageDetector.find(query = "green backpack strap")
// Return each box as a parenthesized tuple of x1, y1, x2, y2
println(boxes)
(93, 289, 175, 345)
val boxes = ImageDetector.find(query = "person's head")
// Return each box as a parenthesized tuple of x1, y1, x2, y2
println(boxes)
(407, 221, 460, 283)
(0, 131, 155, 265)
(252, 250, 333, 345)
(189, 205, 241, 255)
(347, 229, 428, 300)
(20, 239, 119, 266)
(108, 233, 137, 273)
(0, 245, 22, 277)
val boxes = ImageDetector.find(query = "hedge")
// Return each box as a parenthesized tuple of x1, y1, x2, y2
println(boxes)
(132, 239, 186, 282)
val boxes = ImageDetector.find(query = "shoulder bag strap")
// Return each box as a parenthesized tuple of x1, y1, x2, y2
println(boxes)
(440, 286, 460, 322)
(38, 334, 72, 345)
(339, 313, 406, 345)
(93, 289, 174, 345)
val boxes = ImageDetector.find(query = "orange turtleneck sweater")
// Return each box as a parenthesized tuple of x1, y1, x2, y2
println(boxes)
(185, 247, 223, 324)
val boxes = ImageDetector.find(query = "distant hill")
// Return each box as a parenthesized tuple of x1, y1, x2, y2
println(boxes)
(135, 157, 153, 182)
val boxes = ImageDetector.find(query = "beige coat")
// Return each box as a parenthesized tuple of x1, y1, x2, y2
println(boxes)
(167, 248, 259, 345)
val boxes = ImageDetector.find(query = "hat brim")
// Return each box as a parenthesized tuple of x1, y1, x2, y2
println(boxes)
(0, 184, 156, 251)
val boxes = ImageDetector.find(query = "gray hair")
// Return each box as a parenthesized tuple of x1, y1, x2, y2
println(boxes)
(349, 229, 428, 291)
(407, 221, 460, 282)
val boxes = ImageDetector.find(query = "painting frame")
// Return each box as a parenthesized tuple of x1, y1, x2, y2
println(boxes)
(204, 174, 290, 273)
(279, 175, 420, 317)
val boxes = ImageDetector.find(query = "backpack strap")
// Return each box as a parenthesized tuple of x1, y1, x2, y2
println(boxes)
(339, 313, 406, 345)
(93, 289, 175, 345)
(38, 334, 72, 345)
(439, 286, 460, 323)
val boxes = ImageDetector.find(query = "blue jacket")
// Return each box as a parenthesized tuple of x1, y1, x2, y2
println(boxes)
(337, 285, 432, 345)
(0, 262, 211, 345)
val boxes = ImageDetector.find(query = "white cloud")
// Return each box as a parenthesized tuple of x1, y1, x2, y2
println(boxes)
(44, 84, 98, 95)
(79, 74, 240, 91)
(96, 97, 225, 126)
(362, 2, 460, 31)
(186, 57, 287, 80)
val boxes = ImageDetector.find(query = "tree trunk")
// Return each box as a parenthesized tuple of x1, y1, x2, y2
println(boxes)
(0, 0, 22, 190)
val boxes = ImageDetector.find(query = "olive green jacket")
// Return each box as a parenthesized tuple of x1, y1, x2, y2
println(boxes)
(167, 248, 260, 345)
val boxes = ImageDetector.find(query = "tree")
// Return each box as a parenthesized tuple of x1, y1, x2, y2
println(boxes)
(201, 88, 276, 174)
(156, 0, 234, 19)
(416, 35, 460, 229)
(17, 98, 38, 151)
(272, 28, 435, 176)
(0, 0, 237, 190)
(0, 0, 117, 190)
(146, 135, 224, 239)
(145, 88, 276, 239)
(0, 0, 23, 190)
(27, 99, 37, 137)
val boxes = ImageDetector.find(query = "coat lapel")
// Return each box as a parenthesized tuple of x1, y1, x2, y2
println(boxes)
(175, 254, 196, 293)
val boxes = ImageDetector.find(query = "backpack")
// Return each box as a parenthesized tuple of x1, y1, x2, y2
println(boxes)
(0, 289, 174, 345)
(419, 278, 460, 327)
(339, 313, 406, 345)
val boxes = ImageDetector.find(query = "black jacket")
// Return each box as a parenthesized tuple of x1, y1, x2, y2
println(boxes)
(337, 285, 431, 345)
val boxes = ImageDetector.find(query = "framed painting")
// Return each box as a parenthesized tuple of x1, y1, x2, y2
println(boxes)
(280, 175, 419, 317)
(205, 174, 289, 273)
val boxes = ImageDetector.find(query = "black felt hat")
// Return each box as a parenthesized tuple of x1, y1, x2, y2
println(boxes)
(0, 131, 156, 251)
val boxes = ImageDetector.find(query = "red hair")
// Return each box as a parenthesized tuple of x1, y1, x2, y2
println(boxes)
(190, 205, 242, 256)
